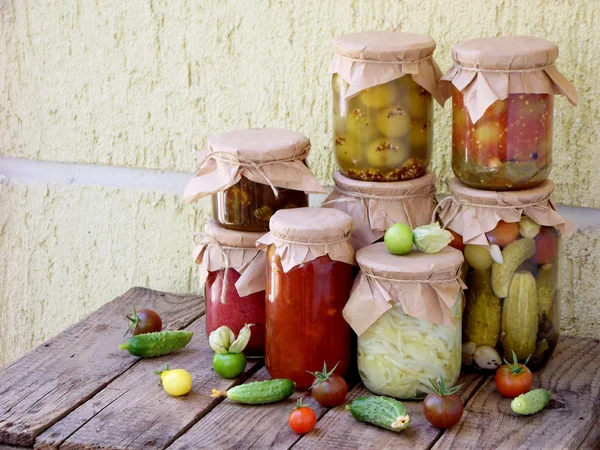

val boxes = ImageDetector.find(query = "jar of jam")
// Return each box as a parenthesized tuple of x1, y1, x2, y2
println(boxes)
(344, 243, 465, 399)
(441, 36, 578, 190)
(322, 171, 437, 250)
(437, 178, 574, 371)
(184, 128, 326, 232)
(257, 207, 356, 389)
(194, 219, 267, 356)
(328, 31, 446, 182)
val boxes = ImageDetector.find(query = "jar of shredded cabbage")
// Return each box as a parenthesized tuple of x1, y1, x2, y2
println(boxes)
(343, 243, 465, 399)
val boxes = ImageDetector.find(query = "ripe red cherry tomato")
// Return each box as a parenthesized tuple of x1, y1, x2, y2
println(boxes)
(447, 229, 466, 252)
(495, 351, 533, 398)
(288, 399, 317, 434)
(423, 377, 464, 429)
(125, 306, 162, 336)
(307, 362, 348, 407)
(532, 227, 558, 264)
(486, 221, 520, 248)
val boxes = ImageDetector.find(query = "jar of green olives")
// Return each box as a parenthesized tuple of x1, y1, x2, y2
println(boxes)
(329, 31, 446, 182)
(436, 178, 574, 371)
(441, 36, 578, 191)
(184, 128, 326, 232)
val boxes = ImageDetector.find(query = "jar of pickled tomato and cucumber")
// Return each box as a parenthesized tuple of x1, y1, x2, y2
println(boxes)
(442, 36, 578, 190)
(329, 31, 446, 182)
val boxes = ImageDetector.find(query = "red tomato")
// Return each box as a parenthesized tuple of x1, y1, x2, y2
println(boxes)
(288, 400, 317, 434)
(308, 362, 348, 407)
(448, 229, 465, 252)
(532, 227, 558, 264)
(486, 221, 520, 248)
(495, 351, 533, 398)
(423, 378, 464, 429)
(125, 306, 162, 336)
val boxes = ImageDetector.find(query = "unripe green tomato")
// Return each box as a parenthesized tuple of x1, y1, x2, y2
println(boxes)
(212, 352, 247, 379)
(384, 223, 414, 255)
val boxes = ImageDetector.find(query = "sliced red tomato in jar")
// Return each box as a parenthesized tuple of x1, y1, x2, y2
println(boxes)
(532, 227, 559, 264)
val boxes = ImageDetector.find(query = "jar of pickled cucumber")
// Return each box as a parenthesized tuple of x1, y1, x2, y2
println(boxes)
(436, 178, 574, 371)
(329, 31, 446, 182)
(441, 36, 578, 191)
(184, 128, 326, 231)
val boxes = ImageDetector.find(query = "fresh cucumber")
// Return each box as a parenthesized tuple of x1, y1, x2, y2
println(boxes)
(511, 388, 552, 415)
(119, 330, 193, 357)
(345, 396, 410, 432)
(212, 379, 295, 404)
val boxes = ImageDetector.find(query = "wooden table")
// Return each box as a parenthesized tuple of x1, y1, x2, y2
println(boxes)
(0, 288, 598, 450)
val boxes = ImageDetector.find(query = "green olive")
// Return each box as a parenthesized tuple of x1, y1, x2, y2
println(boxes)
(335, 135, 361, 165)
(346, 108, 378, 142)
(366, 137, 407, 168)
(359, 83, 397, 108)
(376, 106, 410, 138)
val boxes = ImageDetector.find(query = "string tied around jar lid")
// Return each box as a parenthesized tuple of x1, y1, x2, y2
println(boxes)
(200, 148, 310, 198)
(193, 232, 241, 304)
(454, 62, 556, 74)
(322, 184, 436, 205)
(337, 53, 434, 65)
(363, 271, 464, 285)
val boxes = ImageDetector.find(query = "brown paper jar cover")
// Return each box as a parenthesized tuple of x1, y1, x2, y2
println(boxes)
(328, 31, 446, 105)
(441, 36, 578, 123)
(343, 243, 465, 336)
(184, 128, 326, 203)
(193, 219, 266, 298)
(437, 178, 574, 246)
(322, 171, 436, 250)
(256, 207, 356, 273)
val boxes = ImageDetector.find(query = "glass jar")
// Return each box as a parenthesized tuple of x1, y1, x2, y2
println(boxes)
(443, 36, 577, 191)
(344, 243, 465, 399)
(258, 207, 356, 389)
(437, 178, 573, 371)
(333, 74, 432, 182)
(194, 219, 267, 356)
(212, 177, 308, 232)
(205, 268, 266, 356)
(329, 31, 446, 182)
(452, 88, 553, 190)
(184, 128, 325, 231)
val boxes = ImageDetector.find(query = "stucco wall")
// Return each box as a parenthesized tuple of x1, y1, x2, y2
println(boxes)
(1, 0, 599, 365)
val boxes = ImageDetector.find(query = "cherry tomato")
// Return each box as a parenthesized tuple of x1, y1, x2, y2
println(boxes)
(447, 229, 465, 252)
(154, 364, 192, 397)
(307, 362, 348, 407)
(423, 377, 464, 429)
(125, 306, 162, 336)
(532, 227, 558, 264)
(486, 221, 520, 248)
(288, 399, 317, 434)
(212, 352, 247, 379)
(495, 351, 533, 398)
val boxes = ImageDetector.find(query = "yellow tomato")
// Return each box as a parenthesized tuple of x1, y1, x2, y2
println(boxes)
(161, 368, 193, 397)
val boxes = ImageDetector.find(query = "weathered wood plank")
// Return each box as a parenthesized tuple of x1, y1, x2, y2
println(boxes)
(35, 316, 261, 450)
(0, 288, 204, 447)
(291, 373, 484, 450)
(431, 336, 600, 450)
(167, 367, 329, 450)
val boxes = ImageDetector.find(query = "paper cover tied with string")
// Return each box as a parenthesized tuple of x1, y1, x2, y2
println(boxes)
(343, 243, 466, 337)
(328, 31, 446, 105)
(322, 171, 436, 250)
(436, 178, 574, 247)
(193, 219, 266, 300)
(184, 128, 326, 206)
(441, 36, 578, 123)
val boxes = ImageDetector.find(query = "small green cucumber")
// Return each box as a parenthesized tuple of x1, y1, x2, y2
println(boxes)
(214, 379, 295, 404)
(345, 396, 410, 432)
(511, 389, 552, 415)
(119, 330, 193, 357)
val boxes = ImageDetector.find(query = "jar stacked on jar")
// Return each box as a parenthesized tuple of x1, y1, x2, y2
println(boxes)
(185, 128, 326, 356)
(325, 31, 446, 250)
(437, 36, 577, 371)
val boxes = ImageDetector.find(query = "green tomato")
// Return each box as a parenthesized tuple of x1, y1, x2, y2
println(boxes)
(384, 223, 414, 255)
(212, 352, 247, 379)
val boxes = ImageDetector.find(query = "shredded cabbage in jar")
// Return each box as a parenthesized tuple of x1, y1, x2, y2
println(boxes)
(358, 298, 462, 399)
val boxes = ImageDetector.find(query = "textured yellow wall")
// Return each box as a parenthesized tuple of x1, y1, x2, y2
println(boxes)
(1, 0, 600, 365)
